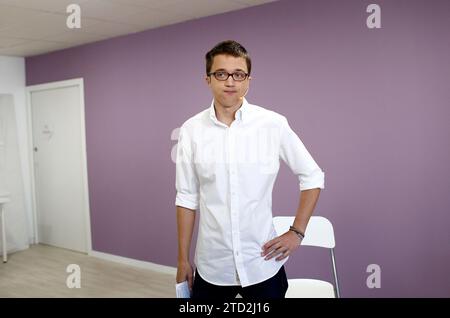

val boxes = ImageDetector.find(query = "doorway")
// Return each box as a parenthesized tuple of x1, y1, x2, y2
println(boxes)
(27, 78, 91, 253)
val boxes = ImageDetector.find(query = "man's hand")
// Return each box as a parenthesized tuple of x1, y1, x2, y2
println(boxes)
(261, 231, 301, 261)
(176, 260, 194, 291)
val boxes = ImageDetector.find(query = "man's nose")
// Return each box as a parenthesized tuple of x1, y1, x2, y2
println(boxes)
(225, 76, 235, 86)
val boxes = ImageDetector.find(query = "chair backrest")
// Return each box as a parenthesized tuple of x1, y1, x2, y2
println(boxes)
(272, 216, 335, 249)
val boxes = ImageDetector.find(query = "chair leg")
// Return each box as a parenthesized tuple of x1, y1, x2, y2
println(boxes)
(1, 205, 6, 263)
(330, 248, 340, 298)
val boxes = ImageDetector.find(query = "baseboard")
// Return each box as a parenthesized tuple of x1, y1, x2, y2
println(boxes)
(89, 250, 177, 276)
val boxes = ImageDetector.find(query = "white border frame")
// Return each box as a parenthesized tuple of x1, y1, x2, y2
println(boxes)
(26, 78, 92, 254)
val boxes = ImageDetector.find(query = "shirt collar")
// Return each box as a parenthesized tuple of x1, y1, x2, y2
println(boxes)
(209, 98, 250, 125)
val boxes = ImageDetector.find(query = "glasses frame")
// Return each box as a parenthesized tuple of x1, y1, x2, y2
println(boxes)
(208, 71, 249, 82)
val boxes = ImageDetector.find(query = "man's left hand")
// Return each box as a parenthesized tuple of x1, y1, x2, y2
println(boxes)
(261, 231, 301, 261)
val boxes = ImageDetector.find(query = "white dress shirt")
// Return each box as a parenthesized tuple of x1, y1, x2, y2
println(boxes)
(175, 98, 325, 287)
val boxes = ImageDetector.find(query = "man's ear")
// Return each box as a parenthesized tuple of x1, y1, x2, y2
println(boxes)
(205, 76, 211, 85)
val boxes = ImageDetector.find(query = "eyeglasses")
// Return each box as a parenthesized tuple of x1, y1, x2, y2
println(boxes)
(208, 70, 249, 82)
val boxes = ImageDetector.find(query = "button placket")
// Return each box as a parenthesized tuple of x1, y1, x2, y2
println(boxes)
(228, 127, 242, 274)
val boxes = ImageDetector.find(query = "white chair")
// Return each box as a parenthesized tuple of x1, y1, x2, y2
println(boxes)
(273, 216, 341, 298)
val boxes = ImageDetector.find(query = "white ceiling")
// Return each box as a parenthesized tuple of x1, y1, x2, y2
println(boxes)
(0, 0, 277, 57)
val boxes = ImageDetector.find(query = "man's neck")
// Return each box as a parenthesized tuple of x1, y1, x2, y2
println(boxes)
(214, 100, 243, 127)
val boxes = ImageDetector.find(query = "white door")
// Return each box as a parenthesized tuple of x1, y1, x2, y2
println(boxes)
(29, 79, 90, 253)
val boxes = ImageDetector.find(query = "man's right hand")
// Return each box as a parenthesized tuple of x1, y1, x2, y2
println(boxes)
(176, 260, 194, 291)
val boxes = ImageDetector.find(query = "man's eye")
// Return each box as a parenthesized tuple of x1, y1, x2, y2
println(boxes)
(234, 72, 245, 79)
(216, 72, 227, 77)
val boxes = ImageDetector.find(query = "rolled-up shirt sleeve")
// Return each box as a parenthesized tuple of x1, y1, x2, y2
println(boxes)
(175, 125, 200, 210)
(279, 117, 325, 191)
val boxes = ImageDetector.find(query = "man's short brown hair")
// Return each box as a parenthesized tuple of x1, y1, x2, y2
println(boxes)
(205, 40, 252, 75)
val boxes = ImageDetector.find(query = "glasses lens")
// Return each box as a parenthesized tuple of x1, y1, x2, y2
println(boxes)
(233, 72, 247, 81)
(214, 71, 228, 81)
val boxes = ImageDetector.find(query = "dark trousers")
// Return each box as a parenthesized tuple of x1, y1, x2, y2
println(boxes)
(192, 266, 288, 299)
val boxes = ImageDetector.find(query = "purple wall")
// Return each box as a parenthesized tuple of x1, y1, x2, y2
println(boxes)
(26, 0, 450, 297)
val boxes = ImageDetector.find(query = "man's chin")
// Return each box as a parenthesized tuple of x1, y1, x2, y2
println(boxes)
(218, 98, 241, 108)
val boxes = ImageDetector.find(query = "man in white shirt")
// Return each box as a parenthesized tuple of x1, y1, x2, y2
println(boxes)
(175, 40, 325, 298)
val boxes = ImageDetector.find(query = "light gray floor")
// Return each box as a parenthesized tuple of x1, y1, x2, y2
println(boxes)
(0, 244, 175, 297)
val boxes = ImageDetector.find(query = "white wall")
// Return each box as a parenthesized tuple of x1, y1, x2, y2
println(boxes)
(0, 55, 34, 244)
